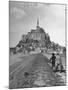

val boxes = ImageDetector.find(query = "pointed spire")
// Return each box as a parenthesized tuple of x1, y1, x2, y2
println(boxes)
(36, 18, 39, 29)
(37, 18, 39, 27)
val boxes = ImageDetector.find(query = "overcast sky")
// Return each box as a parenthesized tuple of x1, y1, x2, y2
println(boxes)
(9, 1, 65, 47)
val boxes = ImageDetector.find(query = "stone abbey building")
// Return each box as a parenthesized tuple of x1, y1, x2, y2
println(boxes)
(10, 19, 64, 54)
(22, 19, 51, 47)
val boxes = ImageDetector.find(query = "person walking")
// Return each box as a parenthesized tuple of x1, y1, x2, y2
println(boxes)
(50, 53, 56, 70)
(56, 53, 64, 72)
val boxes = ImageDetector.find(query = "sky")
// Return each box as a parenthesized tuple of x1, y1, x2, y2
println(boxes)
(9, 1, 66, 47)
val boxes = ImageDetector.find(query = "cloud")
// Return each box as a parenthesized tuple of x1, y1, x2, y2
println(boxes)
(10, 7, 26, 19)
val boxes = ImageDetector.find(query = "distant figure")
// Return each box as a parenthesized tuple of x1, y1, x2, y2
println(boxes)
(56, 53, 64, 72)
(41, 49, 43, 53)
(50, 53, 56, 70)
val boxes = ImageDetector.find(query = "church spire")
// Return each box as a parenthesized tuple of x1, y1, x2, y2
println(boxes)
(36, 18, 39, 29)
(37, 19, 39, 27)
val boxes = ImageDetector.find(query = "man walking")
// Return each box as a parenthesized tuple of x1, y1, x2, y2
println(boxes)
(56, 53, 64, 72)
(50, 53, 56, 70)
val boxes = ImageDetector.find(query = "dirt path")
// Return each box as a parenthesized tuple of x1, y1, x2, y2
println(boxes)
(9, 53, 65, 89)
